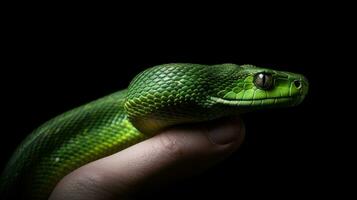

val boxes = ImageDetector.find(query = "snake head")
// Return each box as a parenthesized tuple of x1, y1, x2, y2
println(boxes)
(210, 64, 309, 111)
(124, 63, 308, 135)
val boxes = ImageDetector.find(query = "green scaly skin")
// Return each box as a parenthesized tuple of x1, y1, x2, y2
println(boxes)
(0, 63, 309, 199)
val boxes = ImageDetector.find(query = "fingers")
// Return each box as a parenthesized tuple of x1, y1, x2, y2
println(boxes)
(49, 117, 245, 200)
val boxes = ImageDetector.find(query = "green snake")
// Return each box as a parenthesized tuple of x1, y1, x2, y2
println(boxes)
(0, 63, 309, 199)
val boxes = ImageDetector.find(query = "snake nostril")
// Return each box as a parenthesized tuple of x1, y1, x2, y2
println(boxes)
(294, 80, 302, 89)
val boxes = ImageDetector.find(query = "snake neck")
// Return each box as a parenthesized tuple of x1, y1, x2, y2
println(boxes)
(127, 104, 230, 135)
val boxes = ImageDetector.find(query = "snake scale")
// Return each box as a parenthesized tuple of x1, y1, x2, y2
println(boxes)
(0, 63, 309, 199)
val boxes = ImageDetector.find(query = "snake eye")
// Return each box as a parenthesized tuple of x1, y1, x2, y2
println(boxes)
(254, 73, 274, 90)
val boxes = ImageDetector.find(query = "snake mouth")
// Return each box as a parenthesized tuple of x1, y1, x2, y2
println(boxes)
(211, 95, 303, 106)
(228, 95, 299, 101)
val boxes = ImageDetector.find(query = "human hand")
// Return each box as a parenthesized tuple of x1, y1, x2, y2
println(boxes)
(49, 117, 245, 200)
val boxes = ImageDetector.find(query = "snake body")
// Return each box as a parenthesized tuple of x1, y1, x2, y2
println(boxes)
(0, 63, 308, 199)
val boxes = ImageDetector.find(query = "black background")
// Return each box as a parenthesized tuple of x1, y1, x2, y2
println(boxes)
(1, 6, 347, 199)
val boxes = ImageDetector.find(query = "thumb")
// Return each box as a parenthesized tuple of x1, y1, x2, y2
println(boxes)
(50, 117, 245, 200)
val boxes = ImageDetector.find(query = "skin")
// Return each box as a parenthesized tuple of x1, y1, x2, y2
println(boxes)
(50, 117, 245, 200)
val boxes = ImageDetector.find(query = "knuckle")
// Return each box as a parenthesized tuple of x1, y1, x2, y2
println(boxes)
(74, 171, 103, 190)
(157, 132, 184, 159)
(69, 169, 114, 198)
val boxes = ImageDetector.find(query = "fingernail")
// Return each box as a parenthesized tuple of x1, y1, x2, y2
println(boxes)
(206, 118, 242, 145)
